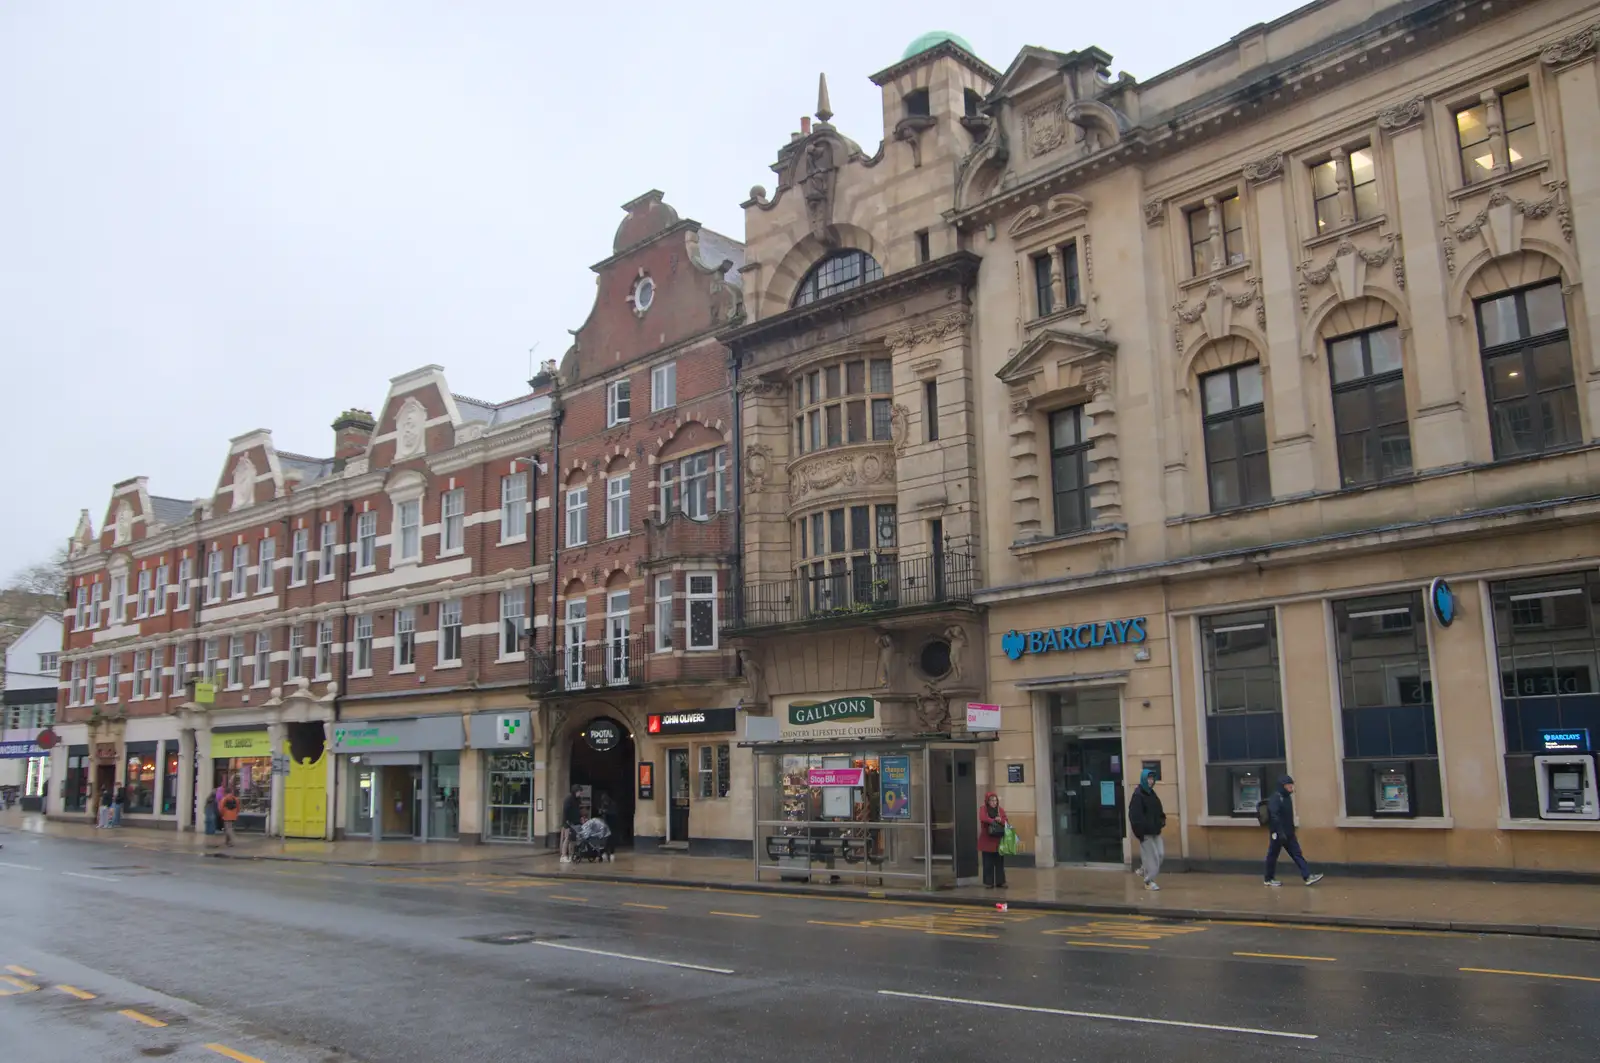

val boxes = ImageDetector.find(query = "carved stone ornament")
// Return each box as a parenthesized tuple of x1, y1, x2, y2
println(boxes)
(736, 375, 787, 398)
(1143, 200, 1164, 227)
(914, 683, 951, 732)
(1442, 183, 1572, 273)
(888, 403, 912, 454)
(885, 309, 973, 352)
(1023, 94, 1070, 158)
(113, 501, 133, 546)
(1171, 278, 1264, 354)
(1376, 96, 1425, 132)
(859, 451, 896, 486)
(1242, 152, 1285, 184)
(1541, 23, 1599, 67)
(1296, 233, 1402, 313)
(738, 650, 767, 704)
(875, 633, 895, 689)
(798, 138, 839, 246)
(944, 625, 969, 685)
(789, 454, 857, 504)
(744, 443, 774, 492)
(394, 396, 427, 461)
(232, 455, 257, 509)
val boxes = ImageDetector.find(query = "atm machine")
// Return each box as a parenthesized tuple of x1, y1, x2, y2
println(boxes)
(1533, 729, 1599, 821)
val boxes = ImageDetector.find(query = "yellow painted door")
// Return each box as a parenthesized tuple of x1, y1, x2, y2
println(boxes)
(282, 743, 327, 839)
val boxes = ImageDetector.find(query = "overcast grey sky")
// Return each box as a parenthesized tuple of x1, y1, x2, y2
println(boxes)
(0, 0, 1302, 574)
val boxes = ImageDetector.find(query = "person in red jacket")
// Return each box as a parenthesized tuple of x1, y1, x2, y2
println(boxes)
(978, 792, 1008, 888)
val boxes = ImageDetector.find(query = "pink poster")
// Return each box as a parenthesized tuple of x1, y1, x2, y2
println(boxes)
(807, 767, 865, 787)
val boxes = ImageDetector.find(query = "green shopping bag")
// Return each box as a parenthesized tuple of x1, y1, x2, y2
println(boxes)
(998, 823, 1019, 857)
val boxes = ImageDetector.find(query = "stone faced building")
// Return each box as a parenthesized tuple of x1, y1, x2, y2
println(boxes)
(954, 0, 1600, 871)
(542, 191, 748, 853)
(723, 37, 997, 885)
(53, 374, 553, 844)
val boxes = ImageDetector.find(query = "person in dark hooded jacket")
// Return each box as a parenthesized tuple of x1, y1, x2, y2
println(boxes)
(1127, 769, 1166, 890)
(978, 792, 1008, 888)
(1264, 775, 1323, 886)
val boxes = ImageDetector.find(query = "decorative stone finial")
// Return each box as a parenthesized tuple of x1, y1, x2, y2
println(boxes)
(816, 72, 833, 124)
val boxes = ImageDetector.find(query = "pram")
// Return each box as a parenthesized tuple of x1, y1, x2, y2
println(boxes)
(572, 817, 611, 862)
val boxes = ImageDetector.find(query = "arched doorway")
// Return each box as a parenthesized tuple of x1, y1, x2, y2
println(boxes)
(568, 715, 635, 846)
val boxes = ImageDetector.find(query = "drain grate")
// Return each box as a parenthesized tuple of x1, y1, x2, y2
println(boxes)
(464, 931, 571, 945)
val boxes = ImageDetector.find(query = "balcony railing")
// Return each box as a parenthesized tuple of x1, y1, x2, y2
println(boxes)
(727, 549, 977, 631)
(530, 631, 739, 694)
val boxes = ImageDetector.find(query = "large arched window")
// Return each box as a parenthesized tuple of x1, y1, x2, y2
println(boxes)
(792, 250, 883, 307)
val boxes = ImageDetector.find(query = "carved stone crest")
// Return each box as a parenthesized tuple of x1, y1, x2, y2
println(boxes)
(744, 443, 774, 492)
(1376, 97, 1425, 132)
(914, 683, 951, 732)
(231, 456, 257, 509)
(1242, 152, 1285, 184)
(394, 397, 427, 461)
(859, 451, 895, 485)
(1023, 95, 1069, 158)
(1541, 24, 1599, 67)
(113, 501, 133, 546)
(1143, 200, 1164, 227)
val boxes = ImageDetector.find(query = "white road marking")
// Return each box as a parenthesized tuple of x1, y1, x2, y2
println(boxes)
(533, 941, 734, 975)
(0, 862, 44, 871)
(878, 990, 1318, 1041)
(63, 871, 119, 882)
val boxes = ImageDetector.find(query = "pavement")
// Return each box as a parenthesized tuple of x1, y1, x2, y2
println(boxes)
(9, 810, 1600, 939)
(2, 822, 1600, 1062)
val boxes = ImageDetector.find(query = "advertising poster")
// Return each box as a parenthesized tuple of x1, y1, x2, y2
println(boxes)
(808, 768, 865, 787)
(880, 755, 910, 820)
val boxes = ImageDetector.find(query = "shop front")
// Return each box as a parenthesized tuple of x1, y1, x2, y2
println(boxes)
(980, 523, 1600, 874)
(645, 708, 742, 851)
(333, 715, 464, 841)
(748, 693, 981, 889)
(210, 729, 275, 833)
(469, 710, 534, 844)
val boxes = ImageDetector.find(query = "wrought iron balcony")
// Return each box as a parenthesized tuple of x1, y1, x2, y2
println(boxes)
(529, 630, 740, 694)
(726, 549, 977, 632)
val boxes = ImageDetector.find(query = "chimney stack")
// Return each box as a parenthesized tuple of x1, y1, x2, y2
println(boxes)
(331, 409, 376, 465)
(801, 116, 811, 135)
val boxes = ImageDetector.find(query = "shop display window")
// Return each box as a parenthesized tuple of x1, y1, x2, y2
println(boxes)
(124, 748, 158, 814)
(1199, 610, 1287, 817)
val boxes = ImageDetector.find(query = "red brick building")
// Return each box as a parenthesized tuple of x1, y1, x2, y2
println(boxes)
(538, 190, 751, 853)
(51, 372, 555, 843)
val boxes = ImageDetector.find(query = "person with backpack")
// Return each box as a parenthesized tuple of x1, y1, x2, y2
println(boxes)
(1263, 775, 1323, 886)
(218, 787, 241, 847)
(1127, 768, 1167, 891)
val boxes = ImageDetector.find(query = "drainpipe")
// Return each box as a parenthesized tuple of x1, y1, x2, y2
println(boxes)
(336, 502, 354, 720)
(546, 397, 564, 677)
(730, 351, 743, 597)
(525, 451, 541, 693)
(184, 511, 206, 832)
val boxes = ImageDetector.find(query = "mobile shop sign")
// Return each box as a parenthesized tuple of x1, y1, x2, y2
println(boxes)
(808, 767, 865, 787)
(0, 740, 45, 759)
(1002, 617, 1148, 660)
(788, 697, 875, 727)
(1538, 729, 1591, 753)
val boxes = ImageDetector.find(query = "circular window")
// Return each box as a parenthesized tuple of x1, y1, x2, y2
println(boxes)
(632, 276, 655, 313)
(919, 639, 952, 680)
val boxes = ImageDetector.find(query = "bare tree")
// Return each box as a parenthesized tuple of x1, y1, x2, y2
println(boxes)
(6, 548, 67, 598)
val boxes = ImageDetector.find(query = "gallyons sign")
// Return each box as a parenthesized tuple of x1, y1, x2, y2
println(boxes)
(788, 697, 875, 727)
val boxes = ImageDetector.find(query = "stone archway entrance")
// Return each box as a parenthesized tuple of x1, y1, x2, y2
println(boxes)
(567, 716, 635, 846)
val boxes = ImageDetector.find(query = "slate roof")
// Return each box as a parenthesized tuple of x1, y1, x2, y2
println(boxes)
(278, 452, 336, 485)
(697, 228, 745, 287)
(149, 496, 196, 527)
(453, 393, 552, 428)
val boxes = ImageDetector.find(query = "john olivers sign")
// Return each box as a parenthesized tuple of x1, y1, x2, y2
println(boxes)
(1002, 617, 1148, 661)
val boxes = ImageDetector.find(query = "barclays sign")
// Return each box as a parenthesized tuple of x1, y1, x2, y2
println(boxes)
(1002, 618, 1148, 661)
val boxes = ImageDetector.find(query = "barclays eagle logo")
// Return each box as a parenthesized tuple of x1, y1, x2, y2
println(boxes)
(1002, 630, 1025, 661)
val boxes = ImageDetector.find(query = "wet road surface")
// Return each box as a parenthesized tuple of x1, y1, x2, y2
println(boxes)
(2, 828, 1598, 1061)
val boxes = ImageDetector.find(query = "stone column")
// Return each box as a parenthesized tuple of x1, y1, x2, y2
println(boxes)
(176, 728, 195, 831)
(1545, 41, 1600, 431)
(152, 738, 168, 824)
(1382, 98, 1472, 467)
(459, 748, 484, 844)
(267, 719, 286, 837)
(1247, 153, 1317, 494)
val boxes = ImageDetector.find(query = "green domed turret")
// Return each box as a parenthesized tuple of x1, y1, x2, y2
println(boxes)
(902, 31, 976, 60)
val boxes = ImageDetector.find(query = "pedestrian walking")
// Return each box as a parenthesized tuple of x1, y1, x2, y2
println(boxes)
(111, 785, 126, 827)
(97, 785, 112, 829)
(1128, 768, 1167, 891)
(1264, 775, 1323, 886)
(560, 784, 583, 863)
(978, 792, 1008, 889)
(218, 788, 240, 847)
(203, 791, 218, 836)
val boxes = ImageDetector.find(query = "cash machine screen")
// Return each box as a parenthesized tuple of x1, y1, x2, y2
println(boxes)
(1553, 770, 1580, 791)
